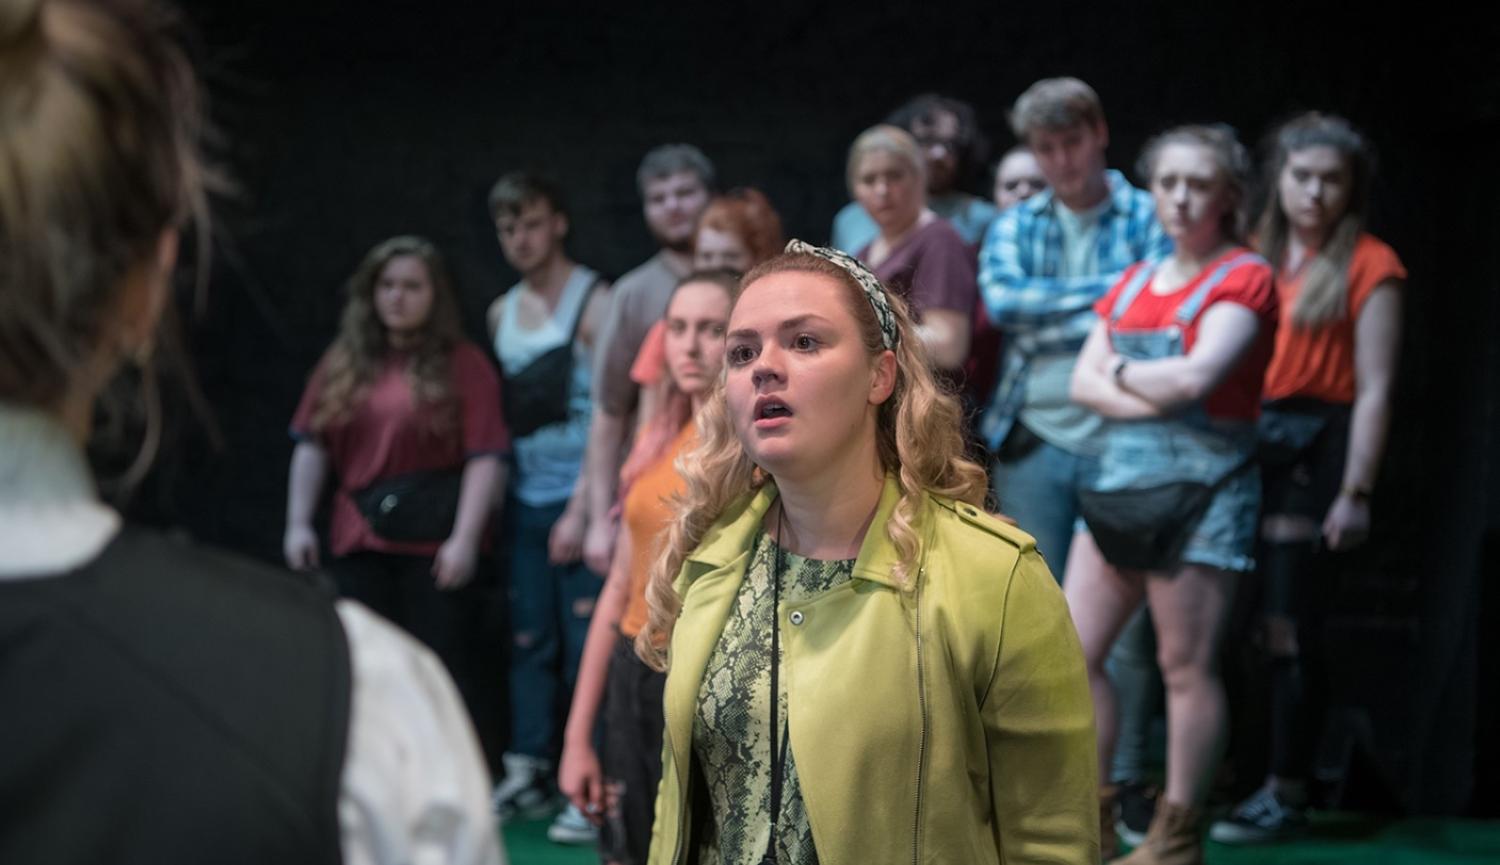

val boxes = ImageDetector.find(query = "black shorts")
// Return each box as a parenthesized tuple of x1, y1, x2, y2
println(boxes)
(1259, 398, 1352, 522)
(598, 633, 666, 865)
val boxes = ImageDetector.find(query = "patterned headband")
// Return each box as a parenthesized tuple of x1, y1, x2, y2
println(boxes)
(783, 239, 899, 350)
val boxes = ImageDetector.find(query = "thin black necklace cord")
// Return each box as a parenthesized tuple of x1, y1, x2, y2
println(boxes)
(762, 502, 791, 865)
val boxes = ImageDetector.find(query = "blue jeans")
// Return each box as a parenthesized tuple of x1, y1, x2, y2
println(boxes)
(504, 497, 604, 759)
(990, 436, 1098, 577)
(1108, 606, 1162, 783)
(991, 435, 1160, 782)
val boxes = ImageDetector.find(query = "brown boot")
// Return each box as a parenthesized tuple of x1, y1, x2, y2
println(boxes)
(1108, 800, 1205, 865)
(1099, 784, 1120, 861)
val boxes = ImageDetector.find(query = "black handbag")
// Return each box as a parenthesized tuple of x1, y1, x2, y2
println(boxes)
(1077, 457, 1252, 572)
(352, 470, 463, 543)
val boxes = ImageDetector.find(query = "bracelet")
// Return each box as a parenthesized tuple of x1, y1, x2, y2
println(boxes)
(1341, 485, 1372, 501)
(1111, 357, 1129, 386)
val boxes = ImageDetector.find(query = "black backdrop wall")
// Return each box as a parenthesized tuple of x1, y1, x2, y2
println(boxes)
(126, 0, 1498, 816)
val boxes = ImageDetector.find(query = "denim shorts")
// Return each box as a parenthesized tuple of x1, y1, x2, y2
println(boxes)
(1179, 464, 1261, 573)
(1092, 419, 1260, 574)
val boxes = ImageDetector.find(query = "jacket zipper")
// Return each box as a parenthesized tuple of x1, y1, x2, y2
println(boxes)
(664, 702, 688, 865)
(910, 565, 928, 865)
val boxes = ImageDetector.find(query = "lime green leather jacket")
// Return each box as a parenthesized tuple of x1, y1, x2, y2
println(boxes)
(648, 475, 1099, 864)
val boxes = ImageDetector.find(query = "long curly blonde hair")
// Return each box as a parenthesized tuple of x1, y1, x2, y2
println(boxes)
(636, 252, 988, 669)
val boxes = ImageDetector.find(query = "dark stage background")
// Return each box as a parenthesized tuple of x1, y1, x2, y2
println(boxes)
(120, 0, 1498, 817)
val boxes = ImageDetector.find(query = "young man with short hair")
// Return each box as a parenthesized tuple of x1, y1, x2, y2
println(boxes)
(484, 172, 612, 844)
(977, 77, 1171, 851)
(580, 145, 714, 576)
(980, 76, 1170, 568)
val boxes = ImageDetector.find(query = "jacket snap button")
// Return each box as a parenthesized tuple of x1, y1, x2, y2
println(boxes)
(789, 611, 805, 626)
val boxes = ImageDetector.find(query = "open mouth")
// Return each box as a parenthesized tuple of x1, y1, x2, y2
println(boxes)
(754, 396, 794, 423)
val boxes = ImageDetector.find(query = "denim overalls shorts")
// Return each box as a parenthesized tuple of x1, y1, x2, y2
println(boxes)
(1091, 254, 1266, 573)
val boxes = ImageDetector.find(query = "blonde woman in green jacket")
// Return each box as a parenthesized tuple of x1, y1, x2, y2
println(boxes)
(636, 241, 1098, 865)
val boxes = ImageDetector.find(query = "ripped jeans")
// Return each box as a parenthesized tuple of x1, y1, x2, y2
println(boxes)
(504, 496, 604, 759)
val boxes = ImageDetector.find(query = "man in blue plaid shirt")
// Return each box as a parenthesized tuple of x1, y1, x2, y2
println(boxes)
(977, 77, 1171, 852)
(978, 77, 1170, 573)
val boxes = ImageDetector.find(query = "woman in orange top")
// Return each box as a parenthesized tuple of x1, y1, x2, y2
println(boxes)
(558, 270, 739, 865)
(1211, 113, 1406, 845)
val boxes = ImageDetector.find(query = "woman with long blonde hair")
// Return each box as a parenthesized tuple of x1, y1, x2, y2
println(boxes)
(637, 242, 1097, 865)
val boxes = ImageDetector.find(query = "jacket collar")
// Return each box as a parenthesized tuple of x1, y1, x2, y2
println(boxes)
(681, 473, 915, 592)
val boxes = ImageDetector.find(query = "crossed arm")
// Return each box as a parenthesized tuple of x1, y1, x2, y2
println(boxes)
(1069, 302, 1262, 419)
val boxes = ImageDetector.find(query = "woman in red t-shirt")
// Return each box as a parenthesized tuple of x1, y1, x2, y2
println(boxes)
(1211, 114, 1406, 846)
(1066, 125, 1278, 863)
(284, 236, 507, 669)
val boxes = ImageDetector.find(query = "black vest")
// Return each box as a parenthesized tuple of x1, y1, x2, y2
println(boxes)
(0, 529, 351, 865)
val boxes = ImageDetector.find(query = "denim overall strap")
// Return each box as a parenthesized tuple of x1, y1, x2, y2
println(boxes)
(1173, 252, 1270, 326)
(1096, 254, 1261, 491)
(1109, 259, 1163, 324)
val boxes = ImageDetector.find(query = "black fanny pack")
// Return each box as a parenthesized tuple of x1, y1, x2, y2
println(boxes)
(995, 421, 1045, 464)
(1077, 457, 1252, 572)
(501, 278, 601, 439)
(351, 470, 462, 543)
(1256, 398, 1347, 468)
(503, 344, 574, 438)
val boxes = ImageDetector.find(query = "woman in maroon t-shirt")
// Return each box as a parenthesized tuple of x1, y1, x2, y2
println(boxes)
(284, 236, 508, 666)
(846, 124, 977, 374)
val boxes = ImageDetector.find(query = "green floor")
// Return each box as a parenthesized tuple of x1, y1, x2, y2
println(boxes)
(501, 812, 1500, 864)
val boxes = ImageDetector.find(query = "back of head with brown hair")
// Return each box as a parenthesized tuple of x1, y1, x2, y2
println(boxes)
(0, 0, 207, 407)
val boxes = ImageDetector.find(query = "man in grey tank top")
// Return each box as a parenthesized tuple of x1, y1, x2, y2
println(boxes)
(484, 172, 612, 844)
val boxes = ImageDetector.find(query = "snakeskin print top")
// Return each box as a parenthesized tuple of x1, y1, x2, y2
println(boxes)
(692, 531, 855, 865)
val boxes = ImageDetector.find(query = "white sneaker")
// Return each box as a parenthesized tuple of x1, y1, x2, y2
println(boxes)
(1209, 786, 1308, 844)
(491, 753, 553, 822)
(546, 803, 599, 845)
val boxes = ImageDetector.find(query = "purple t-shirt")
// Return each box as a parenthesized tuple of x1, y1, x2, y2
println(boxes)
(857, 217, 978, 319)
